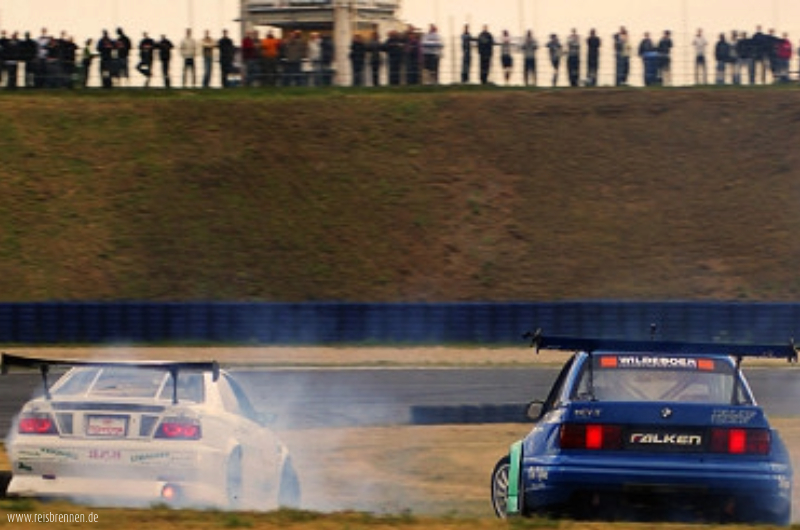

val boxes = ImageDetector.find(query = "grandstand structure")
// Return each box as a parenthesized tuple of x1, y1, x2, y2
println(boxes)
(240, 0, 406, 85)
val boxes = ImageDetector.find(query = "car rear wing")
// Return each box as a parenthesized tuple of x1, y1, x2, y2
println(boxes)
(523, 329, 800, 361)
(0, 353, 220, 404)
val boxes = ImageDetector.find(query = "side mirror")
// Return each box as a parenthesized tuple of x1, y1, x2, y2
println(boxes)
(526, 400, 545, 422)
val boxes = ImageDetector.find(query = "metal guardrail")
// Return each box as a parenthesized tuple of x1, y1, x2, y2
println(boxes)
(0, 301, 799, 345)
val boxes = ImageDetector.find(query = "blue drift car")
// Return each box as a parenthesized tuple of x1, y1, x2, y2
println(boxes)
(490, 333, 795, 525)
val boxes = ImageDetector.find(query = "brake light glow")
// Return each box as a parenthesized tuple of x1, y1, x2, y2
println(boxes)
(710, 428, 770, 455)
(18, 414, 58, 435)
(560, 423, 623, 450)
(155, 418, 201, 440)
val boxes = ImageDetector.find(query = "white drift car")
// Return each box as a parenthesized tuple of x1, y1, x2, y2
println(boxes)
(2, 354, 300, 509)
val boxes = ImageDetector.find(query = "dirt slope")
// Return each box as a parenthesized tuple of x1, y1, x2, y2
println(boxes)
(1, 88, 800, 301)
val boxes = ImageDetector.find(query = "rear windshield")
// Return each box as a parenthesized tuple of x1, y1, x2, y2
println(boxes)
(52, 367, 205, 403)
(572, 355, 752, 405)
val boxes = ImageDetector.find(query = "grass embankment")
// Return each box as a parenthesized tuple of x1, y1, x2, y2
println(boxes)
(2, 87, 800, 302)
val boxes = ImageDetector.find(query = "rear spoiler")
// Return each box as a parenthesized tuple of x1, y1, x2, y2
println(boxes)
(523, 329, 800, 361)
(1, 353, 220, 404)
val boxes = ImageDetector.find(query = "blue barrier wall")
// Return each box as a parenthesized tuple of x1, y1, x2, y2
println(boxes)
(1, 301, 800, 345)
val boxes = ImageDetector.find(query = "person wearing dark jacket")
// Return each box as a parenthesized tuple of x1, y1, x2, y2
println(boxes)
(218, 29, 235, 88)
(477, 25, 494, 85)
(157, 35, 174, 88)
(714, 33, 730, 84)
(136, 32, 155, 87)
(349, 34, 366, 86)
(97, 30, 115, 88)
(383, 30, 404, 86)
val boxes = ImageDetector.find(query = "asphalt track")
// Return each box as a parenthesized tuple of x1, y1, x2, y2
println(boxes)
(0, 367, 798, 433)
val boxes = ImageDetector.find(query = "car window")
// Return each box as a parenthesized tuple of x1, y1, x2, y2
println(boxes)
(541, 355, 576, 415)
(53, 367, 205, 402)
(224, 375, 260, 422)
(572, 355, 751, 405)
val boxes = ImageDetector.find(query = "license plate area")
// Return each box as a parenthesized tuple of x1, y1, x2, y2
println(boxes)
(86, 415, 129, 438)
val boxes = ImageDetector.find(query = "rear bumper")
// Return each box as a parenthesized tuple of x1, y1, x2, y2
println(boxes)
(7, 436, 227, 507)
(522, 455, 792, 523)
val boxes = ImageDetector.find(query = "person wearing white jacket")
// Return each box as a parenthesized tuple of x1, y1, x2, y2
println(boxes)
(421, 24, 444, 85)
(180, 28, 198, 88)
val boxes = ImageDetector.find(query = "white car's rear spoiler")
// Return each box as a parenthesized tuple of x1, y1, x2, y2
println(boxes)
(0, 353, 220, 403)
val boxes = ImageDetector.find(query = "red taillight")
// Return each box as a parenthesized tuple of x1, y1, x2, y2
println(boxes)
(18, 414, 58, 435)
(710, 428, 770, 455)
(155, 418, 201, 440)
(560, 423, 623, 450)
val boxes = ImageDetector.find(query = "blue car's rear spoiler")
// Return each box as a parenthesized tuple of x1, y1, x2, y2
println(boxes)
(523, 329, 800, 361)
(0, 353, 220, 403)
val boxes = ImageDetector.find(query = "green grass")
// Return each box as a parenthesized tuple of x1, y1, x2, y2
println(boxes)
(1, 87, 800, 302)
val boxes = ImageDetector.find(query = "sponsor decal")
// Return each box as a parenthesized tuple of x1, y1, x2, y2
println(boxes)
(526, 466, 549, 482)
(617, 356, 698, 369)
(130, 451, 170, 464)
(17, 462, 32, 472)
(88, 449, 121, 461)
(629, 433, 703, 446)
(41, 447, 79, 461)
(711, 409, 758, 425)
(573, 407, 602, 419)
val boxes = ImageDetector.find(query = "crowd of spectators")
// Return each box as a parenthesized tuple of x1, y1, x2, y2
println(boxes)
(0, 23, 795, 89)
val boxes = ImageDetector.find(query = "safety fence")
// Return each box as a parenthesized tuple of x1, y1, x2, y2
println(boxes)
(1, 301, 800, 345)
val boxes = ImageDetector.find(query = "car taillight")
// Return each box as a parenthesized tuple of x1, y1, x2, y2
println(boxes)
(560, 423, 623, 450)
(710, 428, 770, 455)
(155, 418, 201, 440)
(18, 413, 58, 435)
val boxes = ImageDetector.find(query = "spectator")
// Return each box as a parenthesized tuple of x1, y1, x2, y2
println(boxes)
(80, 37, 94, 87)
(461, 24, 473, 84)
(218, 29, 235, 88)
(657, 30, 673, 86)
(521, 30, 538, 86)
(365, 28, 381, 87)
(305, 32, 322, 87)
(97, 30, 115, 89)
(201, 30, 215, 88)
(405, 28, 421, 85)
(4, 32, 21, 89)
(349, 34, 366, 86)
(283, 30, 307, 86)
(261, 31, 280, 86)
(775, 32, 792, 82)
(729, 30, 740, 84)
(241, 30, 257, 86)
(35, 28, 51, 88)
(421, 24, 444, 85)
(62, 35, 78, 88)
(157, 34, 174, 88)
(737, 31, 754, 84)
(566, 28, 580, 87)
(751, 25, 769, 84)
(692, 28, 707, 84)
(180, 28, 197, 88)
(383, 30, 404, 86)
(546, 33, 562, 87)
(22, 32, 37, 88)
(136, 32, 155, 87)
(321, 34, 334, 86)
(714, 32, 729, 84)
(499, 30, 514, 85)
(613, 26, 629, 86)
(586, 29, 600, 87)
(477, 25, 494, 85)
(115, 27, 131, 85)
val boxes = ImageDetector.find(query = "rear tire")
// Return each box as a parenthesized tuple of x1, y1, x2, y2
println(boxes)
(277, 458, 301, 508)
(490, 455, 511, 518)
(226, 448, 243, 508)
